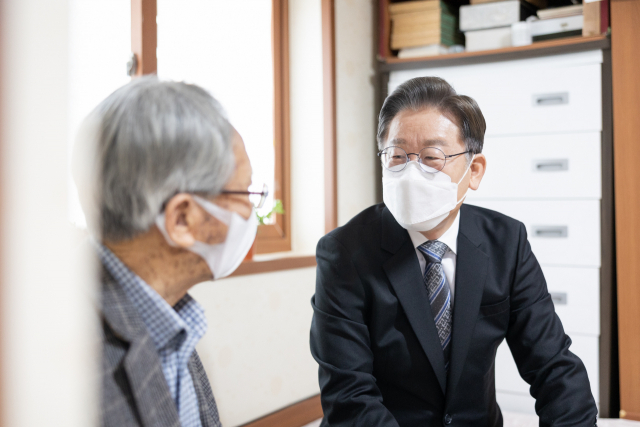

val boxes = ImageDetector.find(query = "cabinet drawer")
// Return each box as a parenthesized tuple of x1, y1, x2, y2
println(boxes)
(388, 52, 602, 136)
(465, 200, 601, 267)
(495, 335, 599, 400)
(466, 132, 601, 201)
(541, 266, 600, 336)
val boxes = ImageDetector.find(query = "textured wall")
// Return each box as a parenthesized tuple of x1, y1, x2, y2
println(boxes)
(335, 0, 378, 226)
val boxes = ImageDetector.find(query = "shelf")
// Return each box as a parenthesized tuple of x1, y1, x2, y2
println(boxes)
(379, 35, 610, 72)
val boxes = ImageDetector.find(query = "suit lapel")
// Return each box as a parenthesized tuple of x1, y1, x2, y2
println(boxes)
(381, 208, 447, 394)
(101, 268, 180, 427)
(445, 206, 489, 402)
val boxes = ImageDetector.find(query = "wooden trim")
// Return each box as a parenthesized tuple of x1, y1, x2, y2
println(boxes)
(620, 410, 640, 422)
(229, 256, 316, 278)
(131, 0, 157, 76)
(379, 35, 610, 71)
(256, 0, 292, 254)
(0, 0, 5, 424)
(322, 0, 338, 233)
(239, 394, 322, 427)
(612, 0, 640, 418)
(599, 47, 617, 418)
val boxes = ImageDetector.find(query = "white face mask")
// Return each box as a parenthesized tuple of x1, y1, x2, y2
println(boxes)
(382, 156, 475, 232)
(156, 195, 258, 280)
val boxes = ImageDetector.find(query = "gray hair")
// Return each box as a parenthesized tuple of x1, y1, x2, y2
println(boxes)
(377, 76, 486, 160)
(73, 76, 235, 241)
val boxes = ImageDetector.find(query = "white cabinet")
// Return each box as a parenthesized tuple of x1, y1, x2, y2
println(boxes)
(388, 50, 603, 136)
(466, 132, 602, 200)
(389, 49, 608, 414)
(495, 335, 599, 410)
(542, 266, 600, 336)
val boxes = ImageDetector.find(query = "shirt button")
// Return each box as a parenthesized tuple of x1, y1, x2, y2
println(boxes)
(444, 414, 452, 424)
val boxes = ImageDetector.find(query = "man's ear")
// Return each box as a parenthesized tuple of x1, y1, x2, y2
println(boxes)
(162, 194, 201, 248)
(469, 153, 486, 191)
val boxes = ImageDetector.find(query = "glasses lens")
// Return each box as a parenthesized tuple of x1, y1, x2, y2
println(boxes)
(248, 183, 269, 209)
(381, 146, 408, 172)
(418, 147, 446, 173)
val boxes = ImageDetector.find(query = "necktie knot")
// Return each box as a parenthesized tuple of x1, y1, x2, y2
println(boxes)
(418, 240, 449, 264)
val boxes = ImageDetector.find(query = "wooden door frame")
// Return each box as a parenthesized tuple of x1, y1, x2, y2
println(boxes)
(611, 0, 640, 420)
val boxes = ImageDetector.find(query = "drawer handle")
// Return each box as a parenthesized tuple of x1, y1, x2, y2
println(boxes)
(533, 159, 569, 172)
(533, 92, 569, 106)
(532, 225, 568, 238)
(550, 292, 567, 305)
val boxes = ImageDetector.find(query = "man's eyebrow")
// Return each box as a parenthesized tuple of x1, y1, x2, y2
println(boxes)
(421, 139, 448, 147)
(388, 138, 407, 146)
(387, 138, 450, 148)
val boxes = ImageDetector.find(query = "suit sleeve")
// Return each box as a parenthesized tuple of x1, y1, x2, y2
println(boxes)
(310, 234, 400, 427)
(506, 223, 598, 427)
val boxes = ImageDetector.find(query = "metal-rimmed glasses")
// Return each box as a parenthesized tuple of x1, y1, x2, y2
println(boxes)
(377, 146, 470, 173)
(221, 183, 269, 209)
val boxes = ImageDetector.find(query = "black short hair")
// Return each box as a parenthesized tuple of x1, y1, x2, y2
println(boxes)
(377, 76, 486, 157)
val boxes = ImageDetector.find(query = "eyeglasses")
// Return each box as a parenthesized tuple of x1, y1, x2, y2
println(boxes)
(221, 183, 269, 209)
(377, 146, 470, 173)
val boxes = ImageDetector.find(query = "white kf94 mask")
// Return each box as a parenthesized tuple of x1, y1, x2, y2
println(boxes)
(382, 156, 475, 232)
(156, 195, 258, 280)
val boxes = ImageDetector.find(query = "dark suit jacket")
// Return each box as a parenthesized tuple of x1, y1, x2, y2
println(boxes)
(100, 266, 221, 427)
(310, 203, 597, 427)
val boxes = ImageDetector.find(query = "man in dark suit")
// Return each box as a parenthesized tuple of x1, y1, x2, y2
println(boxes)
(310, 77, 597, 426)
(73, 77, 263, 426)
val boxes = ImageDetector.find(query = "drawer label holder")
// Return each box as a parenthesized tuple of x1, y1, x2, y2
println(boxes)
(533, 158, 569, 172)
(531, 225, 568, 238)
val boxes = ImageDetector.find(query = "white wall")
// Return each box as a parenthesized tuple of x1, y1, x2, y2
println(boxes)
(335, 0, 378, 226)
(191, 267, 318, 426)
(0, 1, 98, 426)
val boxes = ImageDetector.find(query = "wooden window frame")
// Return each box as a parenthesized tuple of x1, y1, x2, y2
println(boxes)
(255, 0, 292, 254)
(131, 0, 336, 275)
(132, 0, 292, 255)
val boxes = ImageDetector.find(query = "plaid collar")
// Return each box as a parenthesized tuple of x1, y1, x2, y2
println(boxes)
(97, 243, 207, 353)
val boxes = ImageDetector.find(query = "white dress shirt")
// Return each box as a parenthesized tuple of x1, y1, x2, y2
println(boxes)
(408, 212, 460, 304)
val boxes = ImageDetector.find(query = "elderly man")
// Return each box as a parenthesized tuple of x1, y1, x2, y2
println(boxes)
(74, 77, 263, 426)
(310, 77, 598, 426)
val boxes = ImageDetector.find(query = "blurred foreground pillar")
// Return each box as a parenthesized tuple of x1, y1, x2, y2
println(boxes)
(0, 0, 99, 426)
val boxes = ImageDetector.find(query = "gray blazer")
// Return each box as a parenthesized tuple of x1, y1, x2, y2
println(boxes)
(100, 266, 222, 427)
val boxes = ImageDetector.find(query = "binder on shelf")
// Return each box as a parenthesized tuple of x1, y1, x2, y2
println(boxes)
(581, 0, 609, 36)
(389, 0, 463, 50)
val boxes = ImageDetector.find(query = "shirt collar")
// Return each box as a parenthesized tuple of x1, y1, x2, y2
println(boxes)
(407, 211, 460, 255)
(97, 243, 207, 352)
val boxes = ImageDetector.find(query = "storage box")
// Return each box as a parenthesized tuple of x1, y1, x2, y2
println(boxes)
(530, 14, 583, 41)
(464, 26, 512, 51)
(460, 0, 537, 31)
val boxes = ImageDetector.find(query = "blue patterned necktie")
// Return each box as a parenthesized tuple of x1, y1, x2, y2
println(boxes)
(418, 240, 453, 374)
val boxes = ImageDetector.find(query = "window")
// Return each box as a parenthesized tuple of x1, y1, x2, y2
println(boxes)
(157, 0, 291, 254)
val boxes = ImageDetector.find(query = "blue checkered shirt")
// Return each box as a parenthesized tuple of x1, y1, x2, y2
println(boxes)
(99, 244, 207, 427)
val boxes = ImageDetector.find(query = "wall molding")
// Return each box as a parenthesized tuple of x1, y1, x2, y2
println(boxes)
(239, 394, 322, 427)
